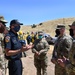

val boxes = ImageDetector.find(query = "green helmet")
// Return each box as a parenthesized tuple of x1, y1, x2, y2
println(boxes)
(56, 24, 65, 29)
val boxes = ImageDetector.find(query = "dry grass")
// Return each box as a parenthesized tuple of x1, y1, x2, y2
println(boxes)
(20, 17, 75, 36)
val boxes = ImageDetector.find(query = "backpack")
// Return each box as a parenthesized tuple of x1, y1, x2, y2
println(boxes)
(27, 35, 31, 40)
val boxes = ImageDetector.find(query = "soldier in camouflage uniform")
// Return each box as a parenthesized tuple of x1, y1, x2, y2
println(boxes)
(0, 16, 8, 75)
(32, 31, 49, 75)
(58, 21, 75, 75)
(51, 25, 72, 75)
(55, 25, 60, 37)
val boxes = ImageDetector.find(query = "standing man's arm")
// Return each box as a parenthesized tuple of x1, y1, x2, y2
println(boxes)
(4, 35, 33, 56)
(51, 39, 58, 64)
(0, 45, 2, 54)
(32, 40, 40, 55)
(62, 38, 72, 57)
(39, 41, 49, 54)
(57, 38, 72, 67)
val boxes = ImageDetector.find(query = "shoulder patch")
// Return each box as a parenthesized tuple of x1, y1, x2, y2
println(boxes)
(5, 36, 10, 42)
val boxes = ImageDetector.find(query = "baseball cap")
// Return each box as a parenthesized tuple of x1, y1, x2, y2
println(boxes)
(10, 19, 23, 25)
(0, 16, 8, 23)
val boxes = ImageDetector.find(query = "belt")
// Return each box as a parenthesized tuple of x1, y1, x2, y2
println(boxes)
(71, 63, 75, 67)
(8, 58, 21, 61)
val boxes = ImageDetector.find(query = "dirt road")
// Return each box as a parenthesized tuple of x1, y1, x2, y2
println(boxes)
(6, 46, 55, 75)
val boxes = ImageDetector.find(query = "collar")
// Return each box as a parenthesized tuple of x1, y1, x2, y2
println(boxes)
(9, 30, 18, 36)
(58, 34, 66, 38)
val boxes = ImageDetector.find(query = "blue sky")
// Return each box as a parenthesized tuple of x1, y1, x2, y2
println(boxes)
(0, 0, 75, 26)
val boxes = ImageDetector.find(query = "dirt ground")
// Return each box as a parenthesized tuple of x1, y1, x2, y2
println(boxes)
(6, 46, 55, 75)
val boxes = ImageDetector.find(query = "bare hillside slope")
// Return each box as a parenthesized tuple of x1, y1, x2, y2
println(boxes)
(21, 17, 75, 36)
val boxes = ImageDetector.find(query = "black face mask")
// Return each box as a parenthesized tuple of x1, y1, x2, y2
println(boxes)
(69, 29, 74, 37)
(13, 25, 20, 32)
(55, 29, 60, 37)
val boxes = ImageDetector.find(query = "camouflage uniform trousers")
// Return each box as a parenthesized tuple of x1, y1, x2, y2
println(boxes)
(66, 64, 75, 75)
(34, 57, 48, 75)
(0, 54, 7, 75)
(55, 64, 67, 75)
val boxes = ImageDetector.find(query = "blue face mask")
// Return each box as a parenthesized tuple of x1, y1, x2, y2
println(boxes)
(38, 35, 43, 39)
(13, 25, 20, 32)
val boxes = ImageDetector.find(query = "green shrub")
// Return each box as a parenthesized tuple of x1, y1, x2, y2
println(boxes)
(39, 23, 43, 25)
(31, 24, 37, 28)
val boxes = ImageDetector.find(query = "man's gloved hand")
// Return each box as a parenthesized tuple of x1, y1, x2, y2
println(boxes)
(35, 51, 40, 56)
(51, 58, 57, 64)
(57, 58, 65, 67)
(57, 56, 67, 68)
(39, 50, 44, 54)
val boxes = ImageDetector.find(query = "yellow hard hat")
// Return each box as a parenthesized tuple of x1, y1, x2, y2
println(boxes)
(19, 31, 23, 35)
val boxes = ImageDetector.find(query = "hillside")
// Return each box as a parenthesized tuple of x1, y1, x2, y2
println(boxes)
(21, 17, 75, 36)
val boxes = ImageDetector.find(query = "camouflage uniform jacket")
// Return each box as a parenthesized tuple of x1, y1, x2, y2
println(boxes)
(0, 36, 7, 75)
(65, 37, 75, 73)
(68, 37, 75, 64)
(32, 38, 49, 60)
(52, 34, 72, 59)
